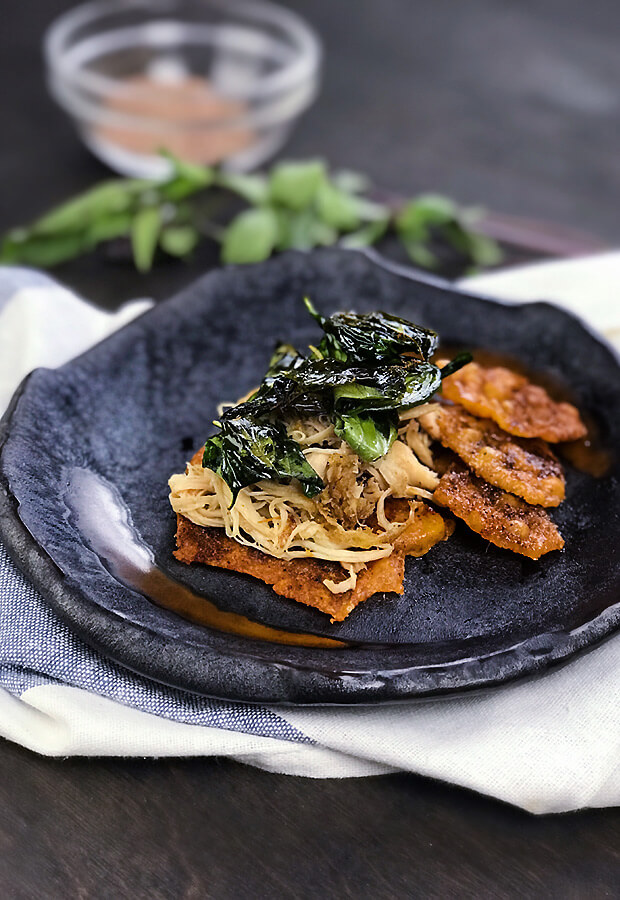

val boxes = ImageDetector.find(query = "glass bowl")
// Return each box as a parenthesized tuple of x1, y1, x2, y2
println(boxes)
(44, 0, 322, 177)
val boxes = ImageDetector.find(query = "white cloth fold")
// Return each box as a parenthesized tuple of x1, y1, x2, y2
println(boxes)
(0, 256, 618, 815)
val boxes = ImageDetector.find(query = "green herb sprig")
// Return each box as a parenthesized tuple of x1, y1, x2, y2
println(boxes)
(0, 154, 212, 272)
(0, 154, 502, 274)
(202, 299, 471, 503)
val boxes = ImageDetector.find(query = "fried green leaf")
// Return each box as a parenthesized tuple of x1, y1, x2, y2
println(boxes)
(439, 351, 473, 380)
(332, 361, 443, 413)
(333, 412, 398, 462)
(304, 299, 439, 363)
(202, 416, 324, 504)
(232, 357, 442, 425)
(204, 299, 470, 498)
(265, 343, 304, 380)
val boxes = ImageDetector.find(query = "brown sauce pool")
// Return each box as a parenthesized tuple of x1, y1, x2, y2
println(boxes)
(119, 566, 345, 649)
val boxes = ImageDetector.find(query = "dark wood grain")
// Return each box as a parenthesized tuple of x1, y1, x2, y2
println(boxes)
(2, 1, 620, 897)
(1, 740, 619, 900)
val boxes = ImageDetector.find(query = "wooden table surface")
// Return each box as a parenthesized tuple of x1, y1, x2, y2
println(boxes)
(2, 2, 619, 897)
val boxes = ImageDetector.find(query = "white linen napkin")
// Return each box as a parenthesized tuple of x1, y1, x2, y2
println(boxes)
(0, 256, 618, 815)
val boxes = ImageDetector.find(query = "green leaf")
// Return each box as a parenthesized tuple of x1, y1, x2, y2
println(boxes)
(159, 151, 214, 200)
(395, 194, 502, 272)
(0, 231, 88, 267)
(339, 218, 389, 248)
(275, 209, 337, 251)
(159, 174, 213, 203)
(85, 212, 133, 245)
(397, 194, 457, 234)
(401, 241, 440, 270)
(265, 343, 304, 381)
(334, 412, 398, 462)
(159, 224, 200, 258)
(221, 207, 279, 264)
(31, 180, 148, 236)
(459, 204, 485, 228)
(202, 416, 324, 503)
(462, 232, 503, 267)
(131, 207, 162, 272)
(310, 306, 439, 363)
(204, 299, 471, 492)
(241, 356, 443, 424)
(333, 382, 384, 404)
(439, 351, 473, 380)
(315, 182, 361, 230)
(330, 363, 443, 414)
(348, 195, 390, 222)
(268, 160, 326, 210)
(215, 171, 269, 205)
(330, 169, 370, 195)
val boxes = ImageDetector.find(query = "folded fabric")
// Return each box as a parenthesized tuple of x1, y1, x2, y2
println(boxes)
(1, 258, 618, 815)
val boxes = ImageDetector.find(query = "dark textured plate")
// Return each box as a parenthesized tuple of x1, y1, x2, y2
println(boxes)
(1, 249, 619, 704)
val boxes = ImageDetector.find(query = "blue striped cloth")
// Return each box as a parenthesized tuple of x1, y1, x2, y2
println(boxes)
(0, 541, 310, 742)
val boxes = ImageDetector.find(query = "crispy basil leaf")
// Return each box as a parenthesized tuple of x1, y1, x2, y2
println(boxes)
(440, 351, 473, 380)
(304, 298, 439, 363)
(333, 412, 398, 462)
(277, 357, 439, 408)
(229, 358, 442, 426)
(332, 362, 442, 413)
(265, 343, 304, 381)
(202, 417, 324, 504)
(203, 299, 468, 499)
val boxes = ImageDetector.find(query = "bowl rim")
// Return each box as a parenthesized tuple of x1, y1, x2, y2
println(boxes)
(44, 0, 322, 103)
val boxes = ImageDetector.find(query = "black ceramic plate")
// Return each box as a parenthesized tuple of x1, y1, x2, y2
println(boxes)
(1, 249, 619, 705)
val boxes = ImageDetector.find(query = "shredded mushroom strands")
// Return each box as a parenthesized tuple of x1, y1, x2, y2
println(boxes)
(169, 404, 439, 594)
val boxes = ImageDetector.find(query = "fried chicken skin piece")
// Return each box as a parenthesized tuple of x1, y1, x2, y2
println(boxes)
(420, 404, 565, 507)
(433, 462, 564, 559)
(174, 500, 448, 622)
(441, 361, 586, 443)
